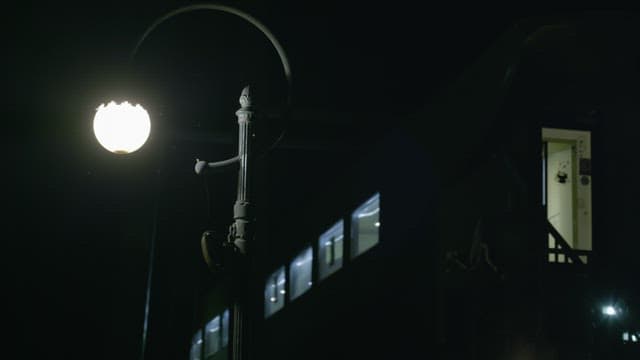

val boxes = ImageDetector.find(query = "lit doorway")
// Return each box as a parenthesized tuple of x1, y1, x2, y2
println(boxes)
(542, 128, 592, 264)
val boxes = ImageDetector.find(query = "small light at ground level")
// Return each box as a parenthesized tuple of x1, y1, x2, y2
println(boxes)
(602, 305, 618, 316)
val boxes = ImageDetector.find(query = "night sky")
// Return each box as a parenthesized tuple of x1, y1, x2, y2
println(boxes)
(4, 2, 624, 359)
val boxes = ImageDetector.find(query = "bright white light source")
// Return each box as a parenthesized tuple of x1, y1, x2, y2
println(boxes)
(632, 335, 638, 342)
(374, 221, 381, 227)
(94, 101, 150, 154)
(602, 305, 618, 316)
(623, 332, 629, 341)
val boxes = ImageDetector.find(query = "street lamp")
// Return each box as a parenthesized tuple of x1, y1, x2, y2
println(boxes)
(93, 101, 151, 154)
(93, 4, 292, 360)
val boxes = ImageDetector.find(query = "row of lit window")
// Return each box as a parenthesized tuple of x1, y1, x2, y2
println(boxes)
(265, 193, 380, 318)
(623, 331, 640, 344)
(189, 309, 230, 360)
(189, 193, 380, 358)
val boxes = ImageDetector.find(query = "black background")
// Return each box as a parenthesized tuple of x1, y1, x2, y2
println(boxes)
(3, 2, 626, 359)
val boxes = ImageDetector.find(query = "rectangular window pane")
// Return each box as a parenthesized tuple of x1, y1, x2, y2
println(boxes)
(204, 316, 221, 357)
(351, 193, 380, 258)
(264, 267, 286, 318)
(222, 309, 230, 348)
(289, 247, 313, 300)
(190, 330, 203, 360)
(318, 220, 344, 280)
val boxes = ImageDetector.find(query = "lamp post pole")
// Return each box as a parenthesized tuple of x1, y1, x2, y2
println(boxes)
(195, 85, 255, 360)
(95, 4, 292, 359)
(232, 86, 253, 257)
(231, 86, 253, 360)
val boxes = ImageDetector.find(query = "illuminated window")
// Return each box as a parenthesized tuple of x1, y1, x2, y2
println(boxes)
(289, 246, 313, 300)
(221, 309, 230, 349)
(351, 193, 380, 258)
(542, 128, 592, 264)
(318, 220, 344, 280)
(204, 316, 221, 357)
(264, 267, 286, 318)
(189, 330, 203, 360)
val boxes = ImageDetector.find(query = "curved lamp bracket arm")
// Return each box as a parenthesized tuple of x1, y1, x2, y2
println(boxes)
(195, 156, 240, 175)
(129, 3, 293, 155)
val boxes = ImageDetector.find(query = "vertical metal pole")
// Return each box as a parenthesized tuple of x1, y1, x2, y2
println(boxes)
(234, 86, 252, 254)
(140, 191, 159, 360)
(232, 86, 253, 360)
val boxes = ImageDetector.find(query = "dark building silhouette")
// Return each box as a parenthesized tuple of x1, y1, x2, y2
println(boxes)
(186, 11, 640, 360)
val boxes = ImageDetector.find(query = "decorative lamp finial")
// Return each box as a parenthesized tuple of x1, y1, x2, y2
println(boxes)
(239, 86, 251, 109)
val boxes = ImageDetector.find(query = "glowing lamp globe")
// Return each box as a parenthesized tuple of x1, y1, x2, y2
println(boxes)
(93, 101, 151, 154)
